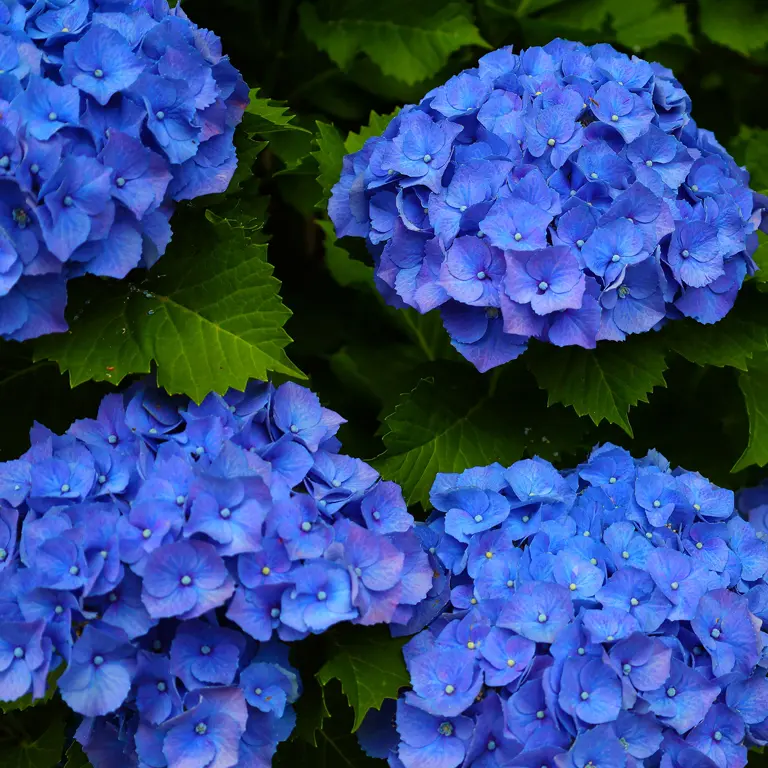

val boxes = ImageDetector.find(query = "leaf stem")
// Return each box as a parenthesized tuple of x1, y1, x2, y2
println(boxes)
(402, 313, 435, 362)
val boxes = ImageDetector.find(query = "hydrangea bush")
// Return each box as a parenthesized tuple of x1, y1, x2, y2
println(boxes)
(0, 378, 431, 766)
(329, 40, 765, 371)
(0, 0, 247, 342)
(371, 445, 768, 767)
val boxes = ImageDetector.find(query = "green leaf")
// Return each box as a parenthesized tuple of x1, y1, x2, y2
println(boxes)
(299, 0, 489, 85)
(665, 319, 768, 371)
(242, 88, 314, 174)
(731, 127, 768, 191)
(5, 713, 65, 768)
(35, 216, 304, 402)
(699, 0, 768, 56)
(513, 0, 690, 49)
(752, 230, 768, 281)
(312, 122, 346, 206)
(317, 221, 373, 288)
(274, 682, 380, 767)
(64, 743, 91, 768)
(606, 0, 692, 48)
(292, 676, 331, 746)
(373, 363, 584, 507)
(316, 626, 409, 731)
(733, 353, 768, 472)
(244, 88, 310, 136)
(344, 109, 400, 155)
(525, 338, 668, 437)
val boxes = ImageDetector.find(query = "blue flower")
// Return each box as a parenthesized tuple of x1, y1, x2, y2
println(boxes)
(482, 197, 552, 252)
(687, 704, 747, 768)
(330, 42, 763, 368)
(0, 619, 52, 702)
(504, 246, 585, 315)
(161, 686, 247, 768)
(559, 657, 622, 724)
(396, 700, 474, 768)
(280, 562, 358, 633)
(498, 581, 573, 642)
(559, 724, 627, 768)
(12, 77, 80, 141)
(691, 589, 760, 677)
(383, 111, 463, 194)
(392, 445, 768, 766)
(185, 475, 269, 557)
(169, 620, 245, 691)
(240, 661, 298, 717)
(0, 1, 248, 341)
(59, 623, 136, 717)
(141, 540, 235, 620)
(599, 259, 666, 341)
(439, 237, 505, 308)
(134, 650, 182, 726)
(61, 26, 144, 105)
(406, 647, 482, 717)
(0, 377, 432, 762)
(644, 659, 720, 735)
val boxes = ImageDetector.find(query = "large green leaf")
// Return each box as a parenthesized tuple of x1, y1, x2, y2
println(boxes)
(35, 216, 304, 402)
(64, 743, 91, 768)
(733, 353, 768, 472)
(373, 363, 590, 507)
(731, 127, 768, 191)
(4, 713, 65, 768)
(344, 109, 400, 155)
(512, 0, 691, 49)
(525, 338, 668, 437)
(752, 231, 768, 283)
(605, 0, 692, 48)
(654, 289, 768, 372)
(316, 626, 408, 732)
(317, 221, 373, 288)
(244, 88, 310, 136)
(699, 0, 768, 56)
(299, 0, 488, 85)
(312, 122, 346, 206)
(274, 682, 380, 767)
(292, 676, 331, 747)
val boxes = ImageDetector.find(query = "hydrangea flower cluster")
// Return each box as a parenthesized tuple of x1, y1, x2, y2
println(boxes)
(371, 445, 768, 767)
(0, 0, 247, 341)
(329, 39, 764, 372)
(0, 378, 431, 767)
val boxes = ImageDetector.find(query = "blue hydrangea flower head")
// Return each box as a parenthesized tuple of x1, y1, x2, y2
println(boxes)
(0, 377, 432, 766)
(330, 40, 765, 371)
(0, 0, 249, 341)
(370, 444, 768, 767)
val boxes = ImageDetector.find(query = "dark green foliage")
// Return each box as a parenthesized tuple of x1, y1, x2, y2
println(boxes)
(10, 0, 768, 763)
